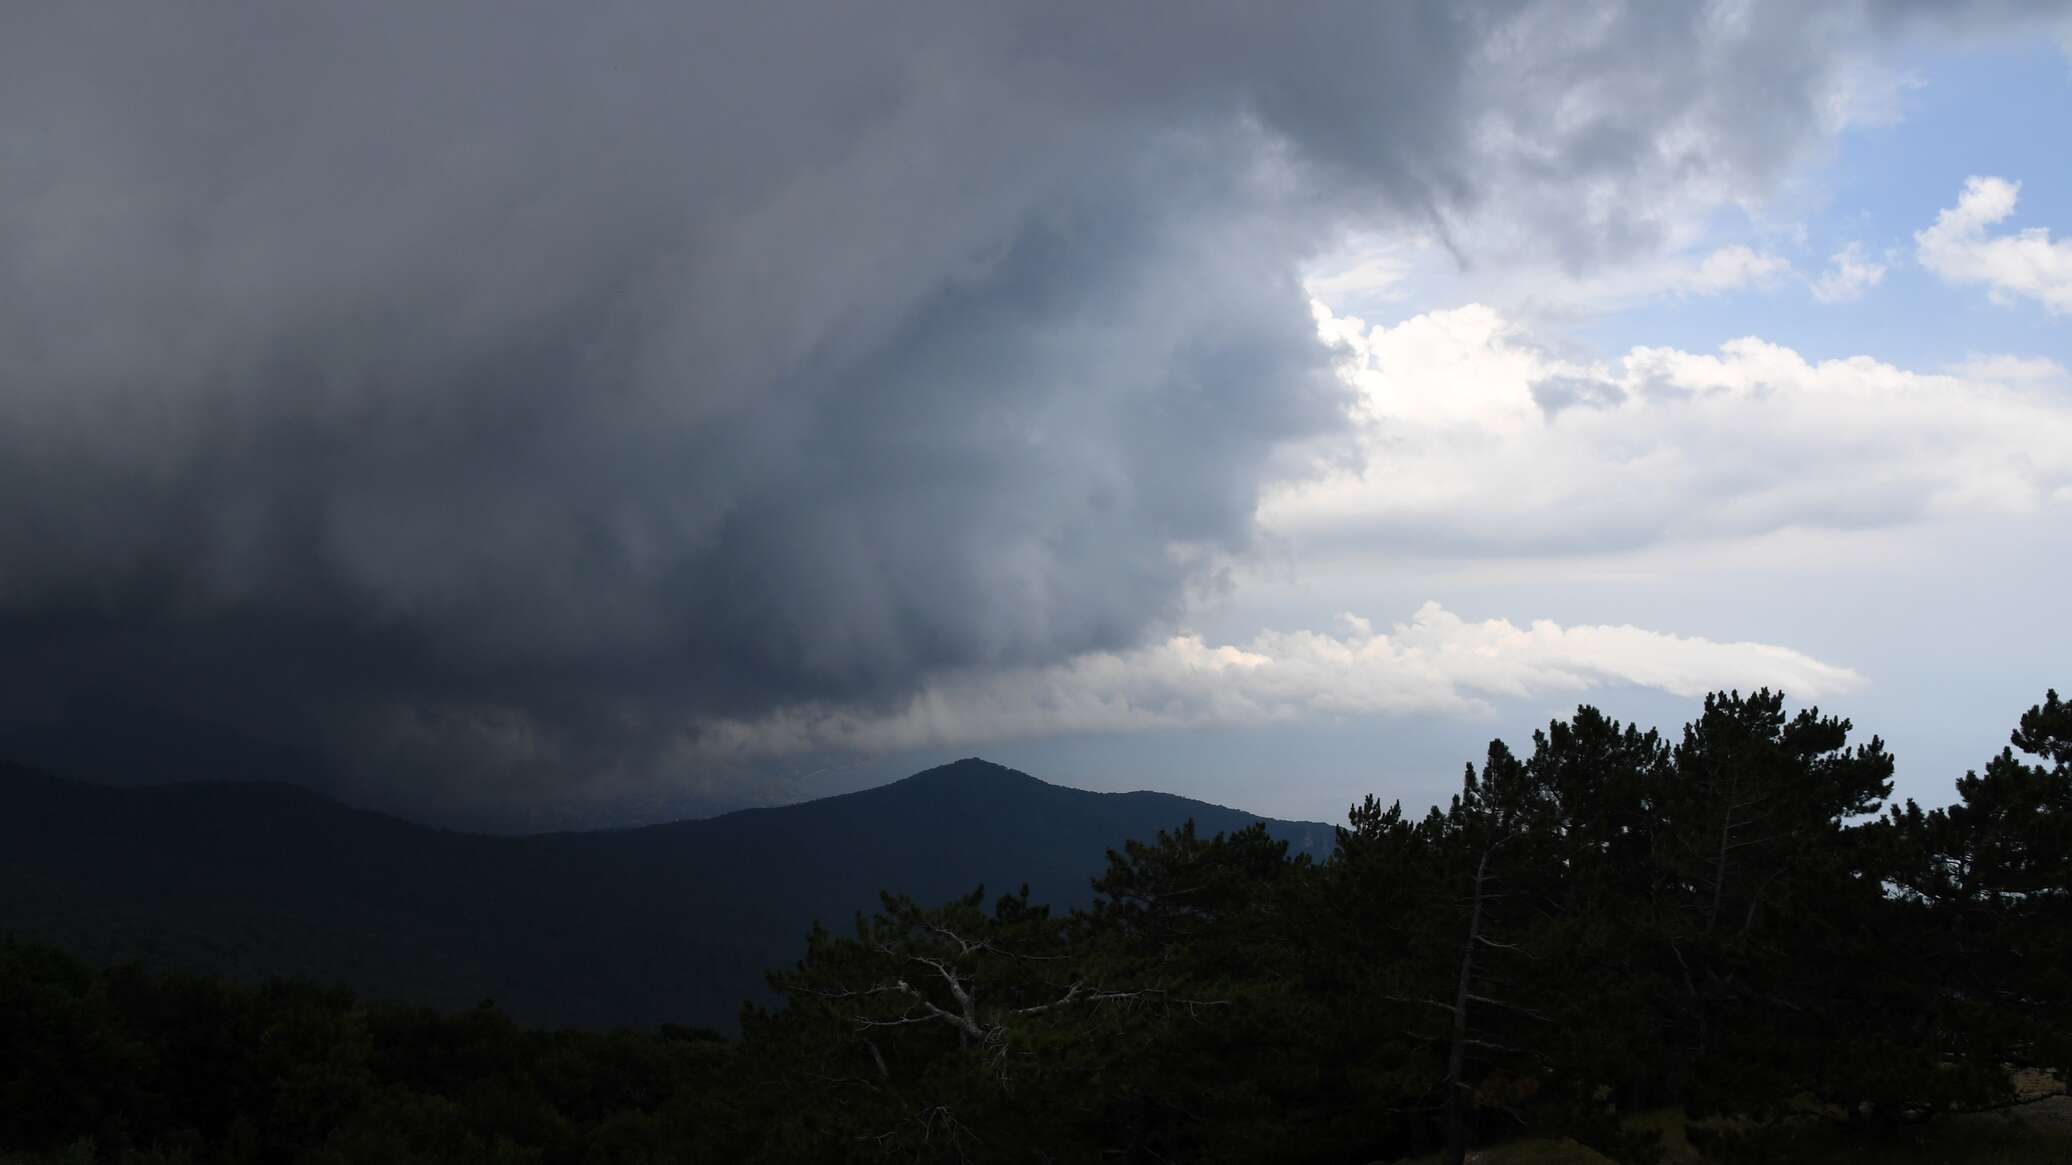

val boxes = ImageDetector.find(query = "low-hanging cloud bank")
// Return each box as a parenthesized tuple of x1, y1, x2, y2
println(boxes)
(686, 602, 1863, 758)
(0, 1, 2059, 811)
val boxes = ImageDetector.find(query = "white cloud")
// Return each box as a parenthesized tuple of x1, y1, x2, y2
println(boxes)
(1305, 234, 1796, 335)
(683, 602, 1862, 757)
(1915, 176, 2072, 313)
(1271, 302, 2072, 557)
(1302, 232, 1418, 306)
(1809, 241, 1889, 303)
(1944, 353, 2069, 384)
(1693, 244, 1793, 293)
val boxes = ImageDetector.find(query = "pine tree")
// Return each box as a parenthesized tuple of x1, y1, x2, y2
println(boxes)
(1643, 691, 1893, 1115)
(1881, 690, 2072, 1107)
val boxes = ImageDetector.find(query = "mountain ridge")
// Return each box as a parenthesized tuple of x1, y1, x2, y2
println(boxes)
(0, 754, 1334, 1031)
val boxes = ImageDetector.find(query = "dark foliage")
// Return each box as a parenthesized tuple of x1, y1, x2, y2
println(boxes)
(4, 691, 2068, 1163)
(0, 940, 746, 1163)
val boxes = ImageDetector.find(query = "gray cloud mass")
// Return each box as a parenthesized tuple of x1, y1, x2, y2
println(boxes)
(1, 1, 2057, 822)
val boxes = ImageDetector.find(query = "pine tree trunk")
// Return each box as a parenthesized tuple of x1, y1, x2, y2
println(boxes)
(1445, 844, 1494, 1165)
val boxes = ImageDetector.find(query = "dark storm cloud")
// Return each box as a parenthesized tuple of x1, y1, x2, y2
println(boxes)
(1, 0, 2059, 818)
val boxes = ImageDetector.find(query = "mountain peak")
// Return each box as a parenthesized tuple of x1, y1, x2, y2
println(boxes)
(895, 757, 1043, 789)
(1, 753, 1331, 1031)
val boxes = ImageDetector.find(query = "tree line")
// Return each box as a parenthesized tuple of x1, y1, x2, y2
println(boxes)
(4, 689, 2068, 1163)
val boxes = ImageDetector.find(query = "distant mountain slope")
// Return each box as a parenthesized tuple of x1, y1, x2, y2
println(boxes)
(0, 758, 1333, 1031)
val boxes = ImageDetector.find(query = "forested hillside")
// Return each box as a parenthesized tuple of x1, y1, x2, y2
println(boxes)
(4, 689, 2068, 1163)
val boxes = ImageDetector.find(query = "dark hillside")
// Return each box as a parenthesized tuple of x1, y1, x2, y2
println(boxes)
(0, 757, 1329, 1031)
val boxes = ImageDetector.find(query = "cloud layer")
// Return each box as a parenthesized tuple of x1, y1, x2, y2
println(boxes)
(1273, 301, 2072, 558)
(689, 602, 1864, 758)
(1, 2, 2062, 814)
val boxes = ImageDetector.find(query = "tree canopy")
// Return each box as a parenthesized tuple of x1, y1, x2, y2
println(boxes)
(4, 690, 2068, 1163)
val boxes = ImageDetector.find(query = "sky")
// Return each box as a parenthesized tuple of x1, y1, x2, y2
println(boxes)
(4, 2, 2071, 831)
